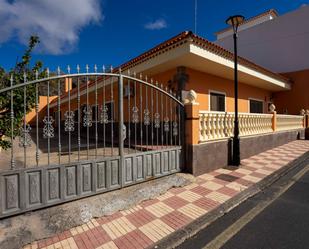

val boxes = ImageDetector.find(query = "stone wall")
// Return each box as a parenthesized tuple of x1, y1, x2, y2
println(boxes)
(186, 129, 305, 176)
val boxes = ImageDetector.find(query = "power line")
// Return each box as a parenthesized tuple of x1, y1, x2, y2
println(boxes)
(194, 0, 197, 34)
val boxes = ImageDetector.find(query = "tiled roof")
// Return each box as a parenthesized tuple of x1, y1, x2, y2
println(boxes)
(215, 9, 279, 35)
(116, 31, 290, 84)
(51, 30, 290, 105)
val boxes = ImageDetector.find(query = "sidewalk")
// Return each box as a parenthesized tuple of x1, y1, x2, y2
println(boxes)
(23, 140, 309, 249)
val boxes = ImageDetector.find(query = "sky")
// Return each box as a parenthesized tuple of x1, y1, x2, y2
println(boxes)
(0, 0, 307, 71)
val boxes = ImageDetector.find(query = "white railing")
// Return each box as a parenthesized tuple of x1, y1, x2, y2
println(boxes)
(199, 111, 303, 142)
(277, 114, 304, 131)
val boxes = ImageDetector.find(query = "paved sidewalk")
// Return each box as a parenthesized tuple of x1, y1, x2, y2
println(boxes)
(23, 140, 309, 249)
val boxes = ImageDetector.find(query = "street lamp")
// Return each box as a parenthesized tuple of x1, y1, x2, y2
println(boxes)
(226, 15, 245, 166)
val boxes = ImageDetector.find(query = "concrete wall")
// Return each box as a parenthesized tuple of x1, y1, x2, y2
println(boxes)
(186, 129, 305, 176)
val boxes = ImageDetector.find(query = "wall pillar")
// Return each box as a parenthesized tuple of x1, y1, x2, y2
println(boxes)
(183, 90, 199, 174)
(185, 102, 200, 146)
(65, 78, 73, 93)
(272, 111, 277, 132)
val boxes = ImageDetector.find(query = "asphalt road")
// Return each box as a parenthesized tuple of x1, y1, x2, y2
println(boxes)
(177, 161, 309, 249)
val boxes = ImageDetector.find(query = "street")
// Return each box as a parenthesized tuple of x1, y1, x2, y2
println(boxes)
(177, 161, 309, 249)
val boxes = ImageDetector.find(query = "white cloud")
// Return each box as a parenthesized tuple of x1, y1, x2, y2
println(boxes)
(0, 0, 102, 54)
(144, 18, 167, 30)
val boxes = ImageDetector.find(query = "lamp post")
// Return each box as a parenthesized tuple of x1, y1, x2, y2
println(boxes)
(226, 15, 245, 166)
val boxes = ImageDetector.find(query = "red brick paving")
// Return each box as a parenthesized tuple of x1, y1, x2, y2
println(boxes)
(24, 140, 309, 249)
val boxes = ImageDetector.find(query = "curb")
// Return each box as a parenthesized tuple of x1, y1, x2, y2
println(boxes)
(150, 151, 309, 249)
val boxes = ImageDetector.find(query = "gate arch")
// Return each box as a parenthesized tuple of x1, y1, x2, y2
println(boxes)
(0, 66, 185, 218)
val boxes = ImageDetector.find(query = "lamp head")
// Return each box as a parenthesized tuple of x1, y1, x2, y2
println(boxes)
(226, 15, 245, 33)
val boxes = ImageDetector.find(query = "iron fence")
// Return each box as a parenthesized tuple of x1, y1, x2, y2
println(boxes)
(0, 66, 184, 218)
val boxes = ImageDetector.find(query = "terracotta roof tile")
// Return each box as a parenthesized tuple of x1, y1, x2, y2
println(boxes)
(51, 30, 290, 105)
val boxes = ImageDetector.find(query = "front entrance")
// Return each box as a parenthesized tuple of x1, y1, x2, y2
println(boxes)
(0, 67, 184, 218)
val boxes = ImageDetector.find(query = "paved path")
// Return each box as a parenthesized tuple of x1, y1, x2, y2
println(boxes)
(177, 148, 309, 249)
(23, 140, 309, 249)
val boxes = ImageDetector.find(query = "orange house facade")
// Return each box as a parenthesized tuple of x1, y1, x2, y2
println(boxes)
(25, 31, 307, 175)
(41, 31, 294, 120)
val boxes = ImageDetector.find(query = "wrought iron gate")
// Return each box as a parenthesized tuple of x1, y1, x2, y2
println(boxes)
(0, 66, 184, 218)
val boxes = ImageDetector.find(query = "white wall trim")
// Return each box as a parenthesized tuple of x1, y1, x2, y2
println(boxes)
(190, 43, 291, 90)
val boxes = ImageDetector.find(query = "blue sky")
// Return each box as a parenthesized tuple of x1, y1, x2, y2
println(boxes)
(0, 0, 307, 71)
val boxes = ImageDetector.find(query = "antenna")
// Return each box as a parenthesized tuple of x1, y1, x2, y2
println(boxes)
(194, 0, 197, 34)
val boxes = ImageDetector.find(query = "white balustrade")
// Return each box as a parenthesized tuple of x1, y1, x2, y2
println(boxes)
(277, 114, 304, 131)
(199, 111, 275, 142)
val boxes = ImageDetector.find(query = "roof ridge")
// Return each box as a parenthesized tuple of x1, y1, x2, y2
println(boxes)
(215, 9, 278, 35)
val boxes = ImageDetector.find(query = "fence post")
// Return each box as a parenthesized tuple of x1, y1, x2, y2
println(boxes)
(118, 72, 124, 187)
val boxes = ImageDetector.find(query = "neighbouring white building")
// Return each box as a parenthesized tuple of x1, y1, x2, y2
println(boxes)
(215, 5, 309, 73)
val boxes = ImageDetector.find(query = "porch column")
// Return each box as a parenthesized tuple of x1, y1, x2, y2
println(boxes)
(65, 77, 73, 93)
(174, 66, 189, 97)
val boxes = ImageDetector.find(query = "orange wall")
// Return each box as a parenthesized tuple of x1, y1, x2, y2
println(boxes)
(151, 68, 272, 113)
(30, 67, 274, 125)
(27, 96, 58, 124)
(273, 69, 309, 115)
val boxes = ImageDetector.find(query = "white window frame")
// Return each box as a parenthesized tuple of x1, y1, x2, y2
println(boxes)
(248, 97, 264, 113)
(208, 89, 227, 112)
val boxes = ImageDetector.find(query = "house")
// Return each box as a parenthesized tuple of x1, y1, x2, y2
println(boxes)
(0, 14, 308, 220)
(4, 11, 307, 175)
(40, 30, 305, 175)
(47, 31, 291, 119)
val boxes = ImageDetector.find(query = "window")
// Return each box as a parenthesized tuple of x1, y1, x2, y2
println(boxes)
(210, 92, 225, 112)
(250, 99, 263, 113)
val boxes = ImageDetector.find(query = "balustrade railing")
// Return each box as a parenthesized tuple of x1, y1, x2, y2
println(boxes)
(277, 114, 304, 131)
(199, 111, 303, 142)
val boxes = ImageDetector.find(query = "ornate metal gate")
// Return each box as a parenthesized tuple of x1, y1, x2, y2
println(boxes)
(0, 66, 184, 218)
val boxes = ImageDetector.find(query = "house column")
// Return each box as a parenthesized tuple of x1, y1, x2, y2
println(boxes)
(65, 77, 73, 93)
(174, 66, 189, 98)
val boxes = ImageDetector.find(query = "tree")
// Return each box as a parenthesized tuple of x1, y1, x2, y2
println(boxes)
(0, 36, 46, 149)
